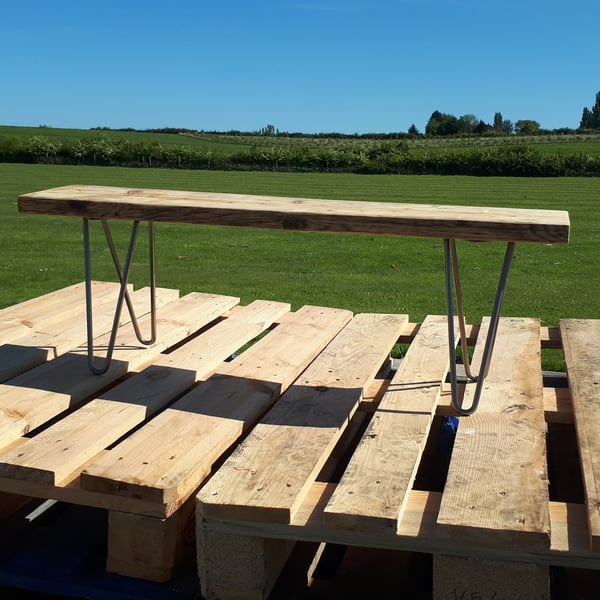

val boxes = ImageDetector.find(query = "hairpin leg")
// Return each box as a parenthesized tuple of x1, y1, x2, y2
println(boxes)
(444, 239, 515, 415)
(83, 218, 156, 375)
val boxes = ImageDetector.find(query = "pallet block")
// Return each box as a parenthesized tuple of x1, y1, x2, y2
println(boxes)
(433, 555, 550, 600)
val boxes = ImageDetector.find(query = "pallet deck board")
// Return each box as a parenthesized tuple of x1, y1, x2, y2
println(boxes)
(0, 286, 177, 383)
(0, 300, 290, 486)
(0, 291, 239, 451)
(1, 282, 599, 595)
(323, 315, 451, 531)
(437, 317, 551, 549)
(560, 318, 600, 551)
(198, 313, 409, 524)
(79, 305, 353, 514)
(0, 281, 122, 345)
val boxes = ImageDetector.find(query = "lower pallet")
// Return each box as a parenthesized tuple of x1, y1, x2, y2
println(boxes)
(0, 500, 199, 600)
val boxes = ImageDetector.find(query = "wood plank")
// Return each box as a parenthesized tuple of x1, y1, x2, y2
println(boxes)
(324, 315, 450, 531)
(208, 484, 592, 567)
(560, 318, 600, 551)
(79, 305, 353, 516)
(437, 317, 551, 549)
(19, 185, 570, 244)
(198, 313, 408, 524)
(0, 292, 239, 450)
(437, 385, 572, 423)
(0, 282, 90, 316)
(0, 285, 178, 383)
(199, 481, 600, 570)
(0, 300, 290, 485)
(0, 281, 122, 344)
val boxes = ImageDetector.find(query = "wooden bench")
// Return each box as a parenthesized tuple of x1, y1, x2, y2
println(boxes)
(18, 184, 569, 242)
(18, 184, 570, 415)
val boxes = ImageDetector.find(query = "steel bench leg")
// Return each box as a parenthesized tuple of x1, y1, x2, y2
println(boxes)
(444, 239, 515, 415)
(83, 218, 156, 375)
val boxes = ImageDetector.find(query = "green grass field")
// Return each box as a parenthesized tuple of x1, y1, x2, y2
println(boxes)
(1, 162, 598, 369)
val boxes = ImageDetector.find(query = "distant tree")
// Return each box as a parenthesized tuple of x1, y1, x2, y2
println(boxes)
(457, 114, 479, 134)
(515, 120, 541, 135)
(425, 111, 459, 136)
(474, 119, 492, 134)
(493, 112, 513, 134)
(408, 123, 420, 136)
(259, 124, 278, 136)
(580, 91, 600, 129)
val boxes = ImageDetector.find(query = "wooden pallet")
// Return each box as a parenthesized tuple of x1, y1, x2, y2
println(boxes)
(0, 281, 408, 588)
(0, 281, 289, 582)
(2, 282, 599, 598)
(197, 314, 600, 600)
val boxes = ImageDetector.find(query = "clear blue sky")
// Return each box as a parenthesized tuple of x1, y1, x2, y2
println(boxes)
(2, 0, 598, 134)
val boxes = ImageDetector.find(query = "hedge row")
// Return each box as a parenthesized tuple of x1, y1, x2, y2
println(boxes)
(1, 135, 599, 176)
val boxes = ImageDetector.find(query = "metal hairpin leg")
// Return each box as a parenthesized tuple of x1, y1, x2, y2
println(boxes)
(444, 239, 515, 416)
(83, 218, 156, 375)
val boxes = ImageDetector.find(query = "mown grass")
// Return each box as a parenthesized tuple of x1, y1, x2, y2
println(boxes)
(1, 163, 598, 370)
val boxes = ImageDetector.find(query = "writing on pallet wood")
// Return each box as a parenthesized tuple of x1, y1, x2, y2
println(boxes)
(433, 555, 550, 600)
(19, 185, 570, 244)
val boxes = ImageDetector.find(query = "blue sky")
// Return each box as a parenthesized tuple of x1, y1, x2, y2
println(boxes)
(2, 0, 598, 134)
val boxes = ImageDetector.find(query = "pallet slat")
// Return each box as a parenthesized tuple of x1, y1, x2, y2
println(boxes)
(0, 292, 239, 450)
(0, 300, 290, 486)
(560, 318, 600, 551)
(198, 313, 409, 524)
(324, 315, 451, 531)
(79, 305, 354, 516)
(437, 317, 551, 549)
(0, 281, 122, 344)
(0, 285, 177, 383)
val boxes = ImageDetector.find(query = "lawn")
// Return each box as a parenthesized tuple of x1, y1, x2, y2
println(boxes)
(1, 163, 598, 369)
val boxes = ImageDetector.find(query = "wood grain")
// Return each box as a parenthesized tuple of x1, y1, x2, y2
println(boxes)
(79, 305, 353, 514)
(437, 317, 551, 550)
(19, 185, 570, 244)
(198, 313, 408, 524)
(0, 292, 238, 450)
(324, 315, 451, 531)
(560, 318, 600, 551)
(0, 301, 289, 485)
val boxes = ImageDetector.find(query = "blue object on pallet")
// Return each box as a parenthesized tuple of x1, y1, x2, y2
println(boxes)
(0, 502, 199, 600)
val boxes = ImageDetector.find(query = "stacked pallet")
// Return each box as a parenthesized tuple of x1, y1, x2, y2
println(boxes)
(1, 282, 599, 599)
(197, 315, 600, 599)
